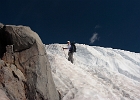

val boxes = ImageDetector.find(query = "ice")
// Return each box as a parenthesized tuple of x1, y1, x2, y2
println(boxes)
(46, 43, 140, 100)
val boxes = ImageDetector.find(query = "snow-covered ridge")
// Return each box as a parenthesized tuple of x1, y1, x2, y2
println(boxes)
(46, 43, 140, 100)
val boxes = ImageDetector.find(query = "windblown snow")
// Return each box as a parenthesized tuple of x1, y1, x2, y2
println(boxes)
(45, 43, 140, 100)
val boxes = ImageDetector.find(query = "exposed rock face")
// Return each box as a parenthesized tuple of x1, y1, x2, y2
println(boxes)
(0, 89, 10, 100)
(0, 24, 59, 100)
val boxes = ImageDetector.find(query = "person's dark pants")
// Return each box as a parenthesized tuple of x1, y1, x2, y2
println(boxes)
(68, 52, 73, 63)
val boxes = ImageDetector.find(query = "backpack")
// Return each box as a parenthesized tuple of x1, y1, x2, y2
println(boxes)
(69, 43, 76, 53)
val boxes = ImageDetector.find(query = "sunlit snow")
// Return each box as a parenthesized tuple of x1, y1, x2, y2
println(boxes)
(46, 43, 140, 100)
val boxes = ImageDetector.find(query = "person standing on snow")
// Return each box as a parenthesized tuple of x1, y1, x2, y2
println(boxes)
(63, 41, 74, 63)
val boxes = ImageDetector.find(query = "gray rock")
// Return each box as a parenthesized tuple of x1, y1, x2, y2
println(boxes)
(0, 89, 10, 100)
(0, 25, 60, 100)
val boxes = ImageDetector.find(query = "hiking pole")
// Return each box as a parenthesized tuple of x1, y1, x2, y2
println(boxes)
(63, 48, 67, 58)
(62, 47, 67, 59)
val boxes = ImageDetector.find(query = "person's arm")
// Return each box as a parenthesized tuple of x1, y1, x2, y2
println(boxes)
(63, 47, 68, 49)
(63, 44, 70, 50)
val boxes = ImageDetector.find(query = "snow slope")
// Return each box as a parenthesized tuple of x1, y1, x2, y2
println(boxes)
(46, 43, 140, 100)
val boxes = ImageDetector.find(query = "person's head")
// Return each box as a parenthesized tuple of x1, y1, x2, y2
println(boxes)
(67, 41, 70, 45)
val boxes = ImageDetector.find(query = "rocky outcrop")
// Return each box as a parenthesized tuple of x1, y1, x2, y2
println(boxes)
(0, 24, 59, 100)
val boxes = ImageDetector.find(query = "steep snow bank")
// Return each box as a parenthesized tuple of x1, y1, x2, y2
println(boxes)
(46, 43, 140, 100)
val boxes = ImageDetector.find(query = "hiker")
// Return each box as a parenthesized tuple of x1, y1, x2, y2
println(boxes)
(63, 41, 76, 63)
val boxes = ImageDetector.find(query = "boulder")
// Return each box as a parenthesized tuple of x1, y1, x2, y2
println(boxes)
(0, 24, 59, 100)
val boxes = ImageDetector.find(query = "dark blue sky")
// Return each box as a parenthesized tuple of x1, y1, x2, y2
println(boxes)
(1, 0, 140, 52)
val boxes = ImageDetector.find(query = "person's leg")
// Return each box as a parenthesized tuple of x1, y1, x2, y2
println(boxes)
(68, 52, 73, 63)
(68, 52, 70, 61)
(71, 53, 74, 63)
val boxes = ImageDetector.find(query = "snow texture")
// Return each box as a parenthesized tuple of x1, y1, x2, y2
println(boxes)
(46, 43, 140, 100)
